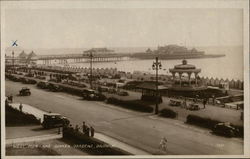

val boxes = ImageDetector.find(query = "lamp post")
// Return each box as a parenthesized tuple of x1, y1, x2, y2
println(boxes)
(12, 51, 15, 72)
(152, 57, 162, 114)
(89, 51, 93, 89)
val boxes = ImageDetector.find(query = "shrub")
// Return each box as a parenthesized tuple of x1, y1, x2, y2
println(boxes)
(106, 97, 153, 113)
(186, 114, 220, 129)
(159, 108, 178, 118)
(6, 104, 40, 126)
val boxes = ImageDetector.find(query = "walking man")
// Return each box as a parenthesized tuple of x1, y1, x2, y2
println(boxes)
(159, 137, 168, 152)
(203, 98, 207, 109)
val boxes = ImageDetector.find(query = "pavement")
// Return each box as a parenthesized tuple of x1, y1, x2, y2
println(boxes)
(9, 103, 46, 122)
(6, 125, 58, 139)
(5, 80, 244, 155)
(7, 101, 149, 155)
(94, 133, 150, 155)
(6, 134, 62, 145)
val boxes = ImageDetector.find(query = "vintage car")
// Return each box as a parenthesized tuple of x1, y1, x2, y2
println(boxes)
(187, 103, 200, 111)
(42, 113, 70, 129)
(82, 88, 106, 101)
(117, 91, 129, 96)
(47, 83, 62, 92)
(21, 78, 37, 84)
(169, 99, 182, 106)
(19, 87, 31, 96)
(212, 122, 239, 137)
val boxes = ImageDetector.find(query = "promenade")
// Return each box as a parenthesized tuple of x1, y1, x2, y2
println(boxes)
(5, 80, 243, 155)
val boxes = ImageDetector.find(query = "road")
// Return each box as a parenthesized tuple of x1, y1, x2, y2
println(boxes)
(5, 80, 243, 155)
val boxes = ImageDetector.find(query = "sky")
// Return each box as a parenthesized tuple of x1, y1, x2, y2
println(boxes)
(4, 8, 243, 49)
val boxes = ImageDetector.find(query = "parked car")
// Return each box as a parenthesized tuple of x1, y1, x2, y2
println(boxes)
(212, 122, 239, 137)
(98, 86, 109, 92)
(108, 88, 117, 94)
(22, 78, 37, 84)
(187, 103, 200, 111)
(12, 76, 21, 82)
(82, 88, 106, 101)
(169, 99, 182, 106)
(19, 87, 31, 96)
(42, 113, 70, 129)
(47, 83, 62, 92)
(25, 73, 34, 77)
(117, 91, 129, 96)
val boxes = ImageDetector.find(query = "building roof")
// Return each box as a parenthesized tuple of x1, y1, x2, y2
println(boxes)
(136, 82, 168, 91)
(18, 51, 28, 58)
(84, 48, 114, 53)
(27, 51, 37, 60)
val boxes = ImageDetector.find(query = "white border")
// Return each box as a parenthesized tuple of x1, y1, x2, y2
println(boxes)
(1, 0, 249, 158)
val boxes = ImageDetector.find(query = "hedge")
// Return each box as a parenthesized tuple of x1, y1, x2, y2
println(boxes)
(186, 114, 243, 137)
(186, 114, 221, 129)
(6, 104, 40, 126)
(106, 97, 153, 113)
(159, 108, 178, 118)
(63, 128, 131, 155)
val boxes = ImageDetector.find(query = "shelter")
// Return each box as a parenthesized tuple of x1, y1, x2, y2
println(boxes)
(136, 82, 167, 103)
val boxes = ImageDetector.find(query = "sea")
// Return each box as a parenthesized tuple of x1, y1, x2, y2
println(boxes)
(69, 46, 244, 81)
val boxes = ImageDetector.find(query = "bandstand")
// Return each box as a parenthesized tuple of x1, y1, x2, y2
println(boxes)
(168, 59, 207, 97)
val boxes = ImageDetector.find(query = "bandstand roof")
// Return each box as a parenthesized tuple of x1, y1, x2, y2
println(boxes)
(169, 68, 201, 73)
(169, 59, 201, 73)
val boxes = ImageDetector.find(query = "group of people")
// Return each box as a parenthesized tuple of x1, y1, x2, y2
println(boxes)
(68, 121, 95, 137)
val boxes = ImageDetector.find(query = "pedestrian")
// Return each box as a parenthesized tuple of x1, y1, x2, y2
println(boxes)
(85, 126, 90, 137)
(195, 95, 199, 103)
(75, 125, 79, 132)
(212, 95, 215, 105)
(159, 137, 168, 152)
(19, 103, 23, 112)
(82, 122, 87, 134)
(203, 98, 207, 109)
(90, 126, 95, 137)
(182, 98, 187, 109)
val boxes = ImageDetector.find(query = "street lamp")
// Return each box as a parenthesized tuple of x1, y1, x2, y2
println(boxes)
(12, 51, 15, 72)
(88, 51, 93, 89)
(152, 57, 162, 114)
